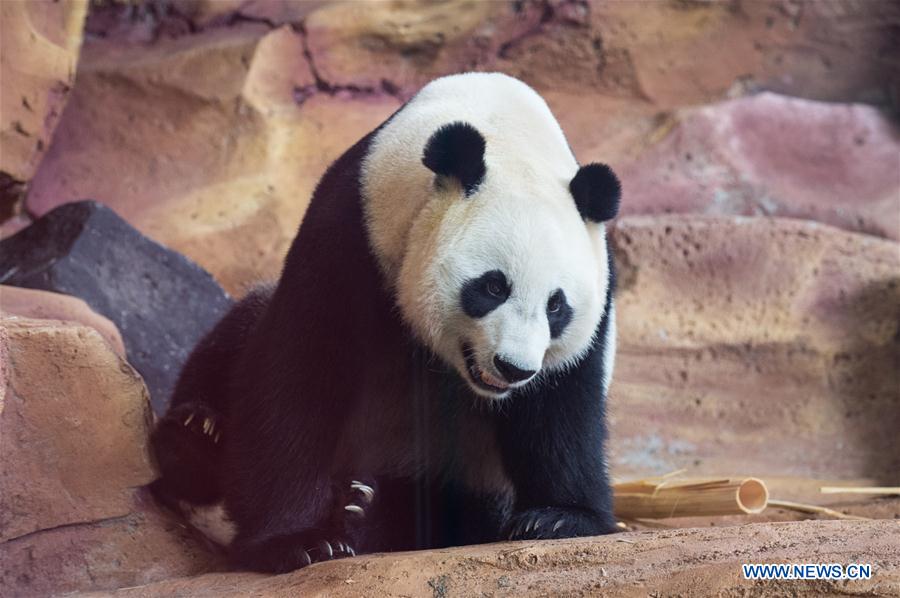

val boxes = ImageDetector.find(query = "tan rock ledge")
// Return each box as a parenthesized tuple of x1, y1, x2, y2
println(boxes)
(87, 520, 899, 597)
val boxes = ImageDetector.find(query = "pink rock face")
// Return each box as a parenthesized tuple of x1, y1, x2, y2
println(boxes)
(0, 507, 222, 596)
(0, 0, 88, 182)
(0, 319, 153, 542)
(0, 286, 126, 358)
(619, 93, 900, 240)
(24, 25, 401, 294)
(0, 318, 220, 595)
(608, 216, 900, 480)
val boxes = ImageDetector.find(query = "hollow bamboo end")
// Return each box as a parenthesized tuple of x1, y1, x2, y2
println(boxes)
(736, 478, 769, 514)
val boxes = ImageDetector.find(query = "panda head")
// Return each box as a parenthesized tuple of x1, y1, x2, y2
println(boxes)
(375, 119, 620, 400)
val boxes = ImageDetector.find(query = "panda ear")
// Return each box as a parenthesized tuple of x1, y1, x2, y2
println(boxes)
(569, 162, 621, 223)
(422, 122, 486, 197)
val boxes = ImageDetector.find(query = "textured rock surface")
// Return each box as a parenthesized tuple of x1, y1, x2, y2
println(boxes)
(0, 201, 232, 413)
(25, 1, 900, 294)
(618, 93, 900, 239)
(26, 23, 400, 293)
(0, 0, 88, 186)
(0, 317, 222, 596)
(1, 506, 222, 596)
(2, 1, 899, 595)
(303, 0, 900, 107)
(82, 520, 900, 597)
(608, 216, 900, 481)
(0, 318, 151, 542)
(0, 285, 126, 358)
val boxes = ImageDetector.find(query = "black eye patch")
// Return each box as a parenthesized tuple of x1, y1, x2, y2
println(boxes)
(547, 289, 573, 338)
(461, 270, 510, 318)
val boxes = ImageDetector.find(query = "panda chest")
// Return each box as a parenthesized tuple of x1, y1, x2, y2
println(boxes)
(331, 369, 511, 496)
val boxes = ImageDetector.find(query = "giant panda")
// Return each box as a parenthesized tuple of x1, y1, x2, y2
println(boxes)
(149, 72, 622, 573)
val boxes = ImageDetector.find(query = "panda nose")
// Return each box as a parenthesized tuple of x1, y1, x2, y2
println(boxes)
(493, 355, 537, 384)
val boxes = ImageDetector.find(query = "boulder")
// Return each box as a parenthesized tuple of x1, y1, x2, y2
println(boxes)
(1, 507, 221, 596)
(82, 520, 900, 597)
(0, 317, 222, 595)
(26, 24, 401, 294)
(0, 0, 88, 185)
(617, 93, 900, 240)
(0, 201, 232, 414)
(0, 285, 126, 358)
(608, 216, 900, 480)
(0, 318, 151, 542)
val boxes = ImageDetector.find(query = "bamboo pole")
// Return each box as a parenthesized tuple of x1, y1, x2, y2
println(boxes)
(819, 486, 900, 496)
(613, 477, 769, 519)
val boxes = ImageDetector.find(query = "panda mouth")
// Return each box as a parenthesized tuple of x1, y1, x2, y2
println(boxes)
(461, 343, 510, 394)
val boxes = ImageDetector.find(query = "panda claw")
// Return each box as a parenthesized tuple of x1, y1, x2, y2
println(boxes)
(350, 482, 375, 504)
(525, 517, 536, 533)
(301, 549, 312, 567)
(552, 518, 566, 532)
(183, 413, 195, 426)
(319, 540, 333, 559)
(347, 545, 356, 557)
(344, 504, 365, 517)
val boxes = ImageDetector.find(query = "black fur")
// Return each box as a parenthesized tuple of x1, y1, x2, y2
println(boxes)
(149, 114, 618, 574)
(422, 121, 487, 196)
(149, 286, 271, 509)
(569, 162, 621, 223)
(498, 252, 618, 541)
(547, 288, 573, 339)
(460, 270, 510, 318)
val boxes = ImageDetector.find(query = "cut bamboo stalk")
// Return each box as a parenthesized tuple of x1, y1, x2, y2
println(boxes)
(613, 477, 769, 519)
(819, 486, 900, 495)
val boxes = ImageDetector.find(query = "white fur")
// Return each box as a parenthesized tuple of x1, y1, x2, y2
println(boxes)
(182, 501, 236, 546)
(361, 73, 613, 398)
(602, 303, 616, 394)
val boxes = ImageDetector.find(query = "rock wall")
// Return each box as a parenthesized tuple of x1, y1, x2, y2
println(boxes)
(0, 0, 88, 222)
(0, 318, 221, 595)
(609, 216, 900, 480)
(1, 1, 898, 596)
(17, 0, 900, 292)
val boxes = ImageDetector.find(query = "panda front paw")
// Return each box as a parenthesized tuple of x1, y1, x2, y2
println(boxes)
(505, 507, 617, 541)
(168, 403, 223, 444)
(343, 479, 375, 519)
(329, 478, 376, 527)
(305, 538, 356, 561)
(233, 530, 356, 573)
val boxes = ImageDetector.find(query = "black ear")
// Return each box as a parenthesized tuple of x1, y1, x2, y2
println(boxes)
(569, 162, 621, 223)
(422, 122, 486, 196)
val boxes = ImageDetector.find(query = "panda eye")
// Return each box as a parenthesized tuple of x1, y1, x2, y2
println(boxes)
(547, 292, 562, 313)
(547, 289, 571, 338)
(486, 280, 504, 297)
